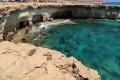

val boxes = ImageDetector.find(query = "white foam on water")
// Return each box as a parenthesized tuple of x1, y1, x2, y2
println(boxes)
(29, 19, 76, 34)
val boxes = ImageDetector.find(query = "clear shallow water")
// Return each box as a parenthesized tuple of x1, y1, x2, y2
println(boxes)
(32, 19, 120, 80)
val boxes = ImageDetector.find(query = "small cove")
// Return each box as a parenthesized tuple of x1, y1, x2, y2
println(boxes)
(28, 19, 120, 80)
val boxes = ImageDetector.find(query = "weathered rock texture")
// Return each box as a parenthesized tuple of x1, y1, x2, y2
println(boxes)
(0, 41, 100, 80)
(0, 3, 120, 40)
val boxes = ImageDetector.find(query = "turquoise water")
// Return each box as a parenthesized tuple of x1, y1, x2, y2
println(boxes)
(32, 19, 120, 80)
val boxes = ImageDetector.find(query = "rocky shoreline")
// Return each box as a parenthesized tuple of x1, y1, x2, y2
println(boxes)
(1, 3, 120, 80)
(0, 41, 100, 80)
(0, 2, 120, 41)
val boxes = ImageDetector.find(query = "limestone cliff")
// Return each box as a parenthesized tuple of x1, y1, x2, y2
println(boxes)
(0, 3, 120, 40)
(0, 41, 100, 80)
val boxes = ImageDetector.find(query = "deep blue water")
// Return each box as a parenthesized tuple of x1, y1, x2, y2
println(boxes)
(32, 19, 120, 80)
(106, 2, 120, 6)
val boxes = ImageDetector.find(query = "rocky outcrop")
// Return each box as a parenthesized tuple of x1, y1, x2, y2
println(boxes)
(42, 13, 53, 22)
(0, 3, 120, 40)
(0, 41, 100, 80)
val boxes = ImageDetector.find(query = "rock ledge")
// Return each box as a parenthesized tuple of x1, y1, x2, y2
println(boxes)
(0, 41, 100, 80)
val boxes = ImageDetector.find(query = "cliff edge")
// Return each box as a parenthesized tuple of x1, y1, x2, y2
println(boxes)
(0, 2, 95, 18)
(0, 41, 100, 80)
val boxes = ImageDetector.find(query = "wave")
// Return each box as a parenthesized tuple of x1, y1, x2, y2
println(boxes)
(29, 19, 77, 33)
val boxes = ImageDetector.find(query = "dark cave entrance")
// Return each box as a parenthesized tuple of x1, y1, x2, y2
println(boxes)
(32, 15, 43, 24)
(51, 10, 73, 19)
(18, 21, 29, 29)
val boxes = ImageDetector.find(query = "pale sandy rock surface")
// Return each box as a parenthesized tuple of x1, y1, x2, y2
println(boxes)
(0, 2, 95, 18)
(0, 41, 100, 80)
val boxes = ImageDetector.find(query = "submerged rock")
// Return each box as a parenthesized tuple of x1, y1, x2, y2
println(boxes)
(0, 41, 100, 80)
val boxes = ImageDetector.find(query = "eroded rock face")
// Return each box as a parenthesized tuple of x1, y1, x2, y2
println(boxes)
(41, 13, 52, 22)
(0, 41, 101, 80)
(0, 34, 3, 41)
(0, 3, 120, 41)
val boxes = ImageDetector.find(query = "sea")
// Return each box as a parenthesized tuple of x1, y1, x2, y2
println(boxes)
(106, 2, 120, 6)
(30, 19, 120, 80)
